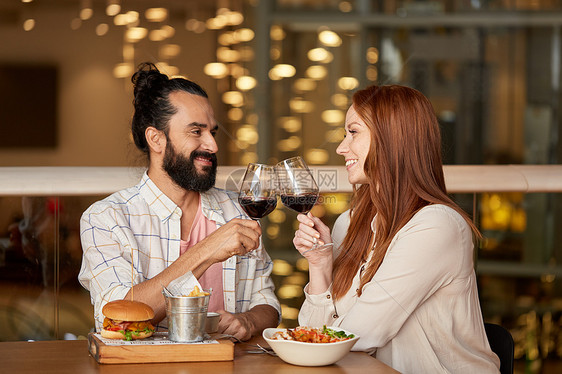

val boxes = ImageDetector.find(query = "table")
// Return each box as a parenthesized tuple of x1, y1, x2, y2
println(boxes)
(1, 337, 399, 374)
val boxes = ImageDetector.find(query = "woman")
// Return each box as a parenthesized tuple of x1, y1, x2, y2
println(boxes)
(294, 85, 500, 373)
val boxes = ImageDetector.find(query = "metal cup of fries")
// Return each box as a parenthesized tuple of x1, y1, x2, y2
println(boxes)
(163, 286, 211, 342)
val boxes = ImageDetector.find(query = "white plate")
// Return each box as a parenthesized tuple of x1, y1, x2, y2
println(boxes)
(262, 326, 359, 366)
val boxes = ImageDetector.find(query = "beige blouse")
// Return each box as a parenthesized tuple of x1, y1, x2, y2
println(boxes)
(298, 205, 501, 374)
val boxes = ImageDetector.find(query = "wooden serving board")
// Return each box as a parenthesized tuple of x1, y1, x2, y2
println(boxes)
(87, 332, 234, 364)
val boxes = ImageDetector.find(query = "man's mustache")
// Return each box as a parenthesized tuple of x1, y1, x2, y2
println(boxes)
(190, 151, 217, 166)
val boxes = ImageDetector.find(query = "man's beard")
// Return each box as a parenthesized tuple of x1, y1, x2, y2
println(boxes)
(162, 142, 217, 192)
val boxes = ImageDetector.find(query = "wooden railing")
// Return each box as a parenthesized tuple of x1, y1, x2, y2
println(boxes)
(1, 165, 561, 195)
(1, 165, 561, 278)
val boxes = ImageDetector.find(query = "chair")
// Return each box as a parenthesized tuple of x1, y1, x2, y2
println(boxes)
(484, 322, 514, 374)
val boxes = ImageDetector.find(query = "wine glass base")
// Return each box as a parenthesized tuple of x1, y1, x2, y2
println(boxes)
(302, 242, 334, 255)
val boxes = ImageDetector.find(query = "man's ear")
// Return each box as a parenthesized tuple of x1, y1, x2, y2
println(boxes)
(145, 126, 166, 154)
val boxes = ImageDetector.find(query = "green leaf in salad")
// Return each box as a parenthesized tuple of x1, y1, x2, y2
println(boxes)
(322, 325, 355, 339)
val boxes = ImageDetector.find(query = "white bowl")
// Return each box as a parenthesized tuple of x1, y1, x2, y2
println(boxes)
(262, 326, 359, 366)
(205, 312, 220, 333)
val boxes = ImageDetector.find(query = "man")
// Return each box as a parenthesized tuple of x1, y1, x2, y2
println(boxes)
(78, 62, 280, 340)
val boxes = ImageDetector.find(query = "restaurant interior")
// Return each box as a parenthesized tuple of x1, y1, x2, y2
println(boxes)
(0, 0, 561, 372)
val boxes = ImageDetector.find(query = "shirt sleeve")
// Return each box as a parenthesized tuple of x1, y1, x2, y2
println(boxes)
(78, 204, 137, 330)
(247, 240, 282, 321)
(340, 206, 472, 350)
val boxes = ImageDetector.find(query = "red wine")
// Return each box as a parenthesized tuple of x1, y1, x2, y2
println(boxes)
(280, 193, 319, 213)
(239, 197, 277, 219)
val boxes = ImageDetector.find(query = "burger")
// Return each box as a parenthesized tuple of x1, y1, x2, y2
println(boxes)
(101, 300, 155, 341)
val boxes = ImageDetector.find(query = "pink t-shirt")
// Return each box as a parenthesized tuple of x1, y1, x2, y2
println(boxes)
(180, 197, 224, 312)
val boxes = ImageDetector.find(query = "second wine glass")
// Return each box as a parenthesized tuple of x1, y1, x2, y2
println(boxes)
(277, 157, 331, 254)
(276, 156, 319, 214)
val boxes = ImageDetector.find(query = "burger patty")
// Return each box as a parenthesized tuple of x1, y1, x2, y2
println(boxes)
(103, 317, 155, 332)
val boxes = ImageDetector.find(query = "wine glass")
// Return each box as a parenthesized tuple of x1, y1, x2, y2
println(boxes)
(238, 163, 278, 259)
(276, 157, 332, 253)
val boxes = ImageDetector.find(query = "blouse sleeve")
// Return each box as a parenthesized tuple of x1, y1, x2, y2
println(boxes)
(298, 210, 350, 327)
(339, 206, 473, 350)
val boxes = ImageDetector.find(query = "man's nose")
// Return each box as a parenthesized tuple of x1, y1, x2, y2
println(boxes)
(202, 132, 218, 153)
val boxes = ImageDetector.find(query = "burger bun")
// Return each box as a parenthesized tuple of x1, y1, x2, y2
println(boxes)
(102, 300, 155, 321)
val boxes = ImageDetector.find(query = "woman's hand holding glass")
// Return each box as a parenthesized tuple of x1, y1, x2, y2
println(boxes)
(293, 212, 334, 260)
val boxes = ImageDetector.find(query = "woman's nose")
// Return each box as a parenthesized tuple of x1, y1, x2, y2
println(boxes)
(336, 137, 348, 155)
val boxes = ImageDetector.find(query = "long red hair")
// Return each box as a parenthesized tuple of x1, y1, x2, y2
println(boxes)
(332, 85, 480, 300)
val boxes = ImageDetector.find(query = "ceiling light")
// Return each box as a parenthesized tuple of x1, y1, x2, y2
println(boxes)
(318, 30, 342, 47)
(70, 18, 82, 30)
(149, 30, 165, 41)
(228, 108, 244, 121)
(270, 25, 285, 41)
(222, 91, 244, 107)
(305, 65, 327, 80)
(160, 44, 181, 59)
(305, 149, 329, 164)
(366, 47, 379, 64)
(273, 64, 296, 78)
(106, 0, 121, 17)
(226, 11, 244, 26)
(338, 77, 359, 90)
(23, 18, 35, 31)
(113, 63, 133, 78)
(234, 28, 254, 42)
(229, 64, 247, 78)
(204, 62, 228, 78)
(321, 109, 345, 124)
(114, 14, 128, 26)
(307, 48, 331, 62)
(239, 46, 255, 62)
(96, 23, 109, 36)
(278, 117, 301, 132)
(236, 125, 259, 144)
(236, 76, 257, 91)
(145, 8, 168, 22)
(277, 137, 301, 152)
(294, 78, 316, 92)
(289, 98, 314, 113)
(160, 25, 175, 38)
(331, 93, 349, 108)
(218, 32, 235, 46)
(125, 27, 147, 42)
(217, 47, 240, 63)
(80, 0, 93, 20)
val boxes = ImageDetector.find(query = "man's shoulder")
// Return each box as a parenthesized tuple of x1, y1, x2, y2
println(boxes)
(83, 184, 143, 216)
(202, 187, 248, 220)
(204, 187, 238, 201)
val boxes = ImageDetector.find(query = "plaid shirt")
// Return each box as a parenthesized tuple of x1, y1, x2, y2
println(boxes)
(78, 172, 280, 331)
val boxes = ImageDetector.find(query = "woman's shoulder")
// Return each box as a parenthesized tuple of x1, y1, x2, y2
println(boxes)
(404, 204, 472, 240)
(331, 210, 351, 253)
(333, 209, 351, 229)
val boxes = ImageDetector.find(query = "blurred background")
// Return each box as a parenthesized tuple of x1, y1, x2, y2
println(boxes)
(0, 0, 561, 372)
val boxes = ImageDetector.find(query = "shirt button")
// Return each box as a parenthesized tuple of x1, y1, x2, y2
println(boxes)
(332, 314, 339, 319)
(326, 295, 331, 299)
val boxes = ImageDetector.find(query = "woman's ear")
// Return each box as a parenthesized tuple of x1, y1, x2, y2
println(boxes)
(145, 126, 166, 154)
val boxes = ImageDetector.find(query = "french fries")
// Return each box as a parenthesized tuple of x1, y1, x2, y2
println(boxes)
(186, 285, 210, 297)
